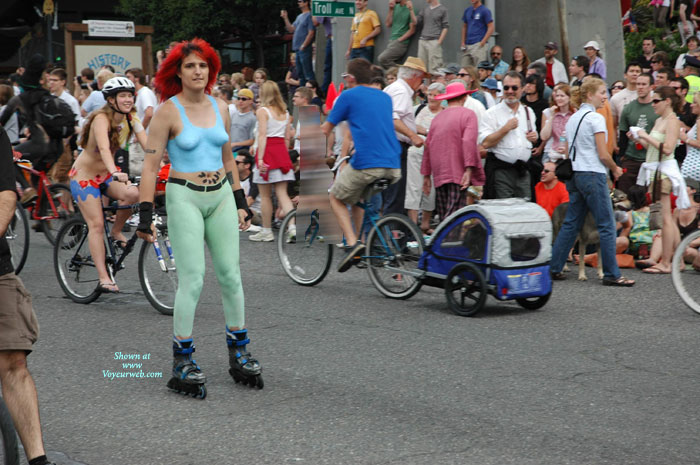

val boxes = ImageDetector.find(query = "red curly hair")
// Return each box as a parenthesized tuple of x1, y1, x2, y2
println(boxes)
(154, 38, 221, 102)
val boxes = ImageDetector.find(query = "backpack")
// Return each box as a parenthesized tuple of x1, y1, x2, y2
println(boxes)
(23, 92, 76, 139)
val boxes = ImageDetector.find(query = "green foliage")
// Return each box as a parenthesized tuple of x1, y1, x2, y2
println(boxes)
(623, 0, 685, 65)
(117, 0, 297, 62)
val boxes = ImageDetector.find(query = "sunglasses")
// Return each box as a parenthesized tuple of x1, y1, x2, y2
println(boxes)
(650, 60, 660, 64)
(503, 85, 520, 91)
(235, 160, 247, 165)
(238, 97, 251, 101)
(651, 98, 665, 104)
(491, 52, 501, 56)
(612, 85, 624, 90)
(542, 169, 552, 173)
(457, 73, 468, 77)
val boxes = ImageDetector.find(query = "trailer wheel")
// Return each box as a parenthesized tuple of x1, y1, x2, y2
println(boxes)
(444, 262, 487, 317)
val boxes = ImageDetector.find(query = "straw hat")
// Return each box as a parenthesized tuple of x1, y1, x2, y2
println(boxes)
(401, 57, 427, 74)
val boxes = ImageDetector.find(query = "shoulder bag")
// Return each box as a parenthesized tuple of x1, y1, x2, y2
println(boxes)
(554, 111, 592, 181)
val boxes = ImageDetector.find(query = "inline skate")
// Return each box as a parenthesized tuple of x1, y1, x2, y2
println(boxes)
(227, 328, 263, 389)
(167, 337, 207, 399)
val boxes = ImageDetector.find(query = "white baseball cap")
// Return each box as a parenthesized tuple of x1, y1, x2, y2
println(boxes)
(584, 40, 600, 51)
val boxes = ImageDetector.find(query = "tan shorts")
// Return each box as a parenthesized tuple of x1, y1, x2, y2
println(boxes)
(330, 163, 401, 205)
(0, 273, 39, 353)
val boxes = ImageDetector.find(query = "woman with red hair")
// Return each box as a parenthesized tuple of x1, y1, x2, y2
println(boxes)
(137, 38, 262, 398)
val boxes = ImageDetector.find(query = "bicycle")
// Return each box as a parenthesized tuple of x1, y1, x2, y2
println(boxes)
(0, 395, 19, 465)
(278, 178, 425, 299)
(671, 229, 700, 315)
(53, 200, 177, 315)
(15, 159, 76, 245)
(5, 202, 29, 275)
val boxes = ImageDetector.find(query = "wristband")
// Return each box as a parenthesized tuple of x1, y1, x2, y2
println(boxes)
(137, 201, 154, 232)
(233, 189, 253, 221)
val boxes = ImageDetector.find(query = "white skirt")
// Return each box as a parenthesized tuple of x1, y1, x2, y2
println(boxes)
(252, 167, 296, 184)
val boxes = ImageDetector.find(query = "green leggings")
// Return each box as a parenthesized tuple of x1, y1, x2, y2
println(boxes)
(166, 182, 244, 337)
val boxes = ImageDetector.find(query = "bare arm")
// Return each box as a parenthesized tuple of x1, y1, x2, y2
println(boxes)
(256, 108, 269, 167)
(480, 22, 495, 47)
(321, 120, 335, 136)
(285, 71, 300, 87)
(138, 103, 170, 204)
(595, 132, 622, 178)
(437, 27, 448, 46)
(540, 111, 553, 142)
(385, 4, 394, 28)
(301, 28, 315, 49)
(142, 106, 154, 130)
(461, 23, 467, 48)
(361, 26, 382, 46)
(0, 190, 15, 237)
(281, 10, 295, 33)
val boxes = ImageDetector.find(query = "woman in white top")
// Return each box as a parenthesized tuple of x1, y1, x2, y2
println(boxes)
(249, 80, 295, 241)
(540, 83, 576, 163)
(405, 82, 444, 233)
(549, 78, 633, 286)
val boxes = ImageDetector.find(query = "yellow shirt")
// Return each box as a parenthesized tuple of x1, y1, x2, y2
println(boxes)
(117, 113, 144, 150)
(351, 9, 380, 48)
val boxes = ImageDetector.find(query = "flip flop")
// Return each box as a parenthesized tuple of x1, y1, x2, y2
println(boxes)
(635, 260, 656, 270)
(97, 281, 119, 293)
(602, 276, 635, 286)
(642, 266, 670, 274)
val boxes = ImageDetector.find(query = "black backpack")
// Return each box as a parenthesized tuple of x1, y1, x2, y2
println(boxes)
(23, 92, 76, 139)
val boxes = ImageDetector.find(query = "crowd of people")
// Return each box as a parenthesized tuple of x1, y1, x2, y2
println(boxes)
(6, 0, 700, 461)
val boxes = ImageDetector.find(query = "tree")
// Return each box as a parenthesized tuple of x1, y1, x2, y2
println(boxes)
(117, 0, 296, 66)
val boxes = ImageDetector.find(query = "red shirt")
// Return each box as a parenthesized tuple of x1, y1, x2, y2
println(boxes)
(535, 181, 569, 217)
(545, 62, 555, 88)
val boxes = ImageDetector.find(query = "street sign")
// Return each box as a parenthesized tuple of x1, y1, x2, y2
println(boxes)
(86, 20, 135, 38)
(312, 1, 355, 17)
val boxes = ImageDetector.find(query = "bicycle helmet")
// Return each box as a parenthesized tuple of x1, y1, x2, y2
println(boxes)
(102, 76, 136, 98)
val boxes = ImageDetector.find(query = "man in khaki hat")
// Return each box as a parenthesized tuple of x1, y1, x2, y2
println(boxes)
(382, 56, 427, 214)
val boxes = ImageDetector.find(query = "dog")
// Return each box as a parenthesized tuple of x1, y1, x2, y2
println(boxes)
(551, 203, 603, 281)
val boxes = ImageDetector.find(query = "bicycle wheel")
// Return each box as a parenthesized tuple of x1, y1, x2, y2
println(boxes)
(366, 213, 424, 299)
(445, 262, 487, 317)
(138, 231, 176, 315)
(53, 218, 101, 304)
(6, 202, 29, 275)
(40, 183, 76, 245)
(277, 209, 333, 286)
(0, 397, 19, 465)
(671, 229, 700, 315)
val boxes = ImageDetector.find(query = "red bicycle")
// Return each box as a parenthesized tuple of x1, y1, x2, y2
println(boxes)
(15, 158, 77, 245)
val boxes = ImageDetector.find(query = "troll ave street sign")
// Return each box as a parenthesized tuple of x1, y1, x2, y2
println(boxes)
(312, 1, 355, 17)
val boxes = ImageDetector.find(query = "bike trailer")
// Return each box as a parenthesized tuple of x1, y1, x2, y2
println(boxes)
(420, 198, 553, 300)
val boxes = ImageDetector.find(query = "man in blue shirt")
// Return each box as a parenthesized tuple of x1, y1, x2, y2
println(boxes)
(281, 0, 316, 86)
(490, 45, 509, 80)
(321, 58, 402, 272)
(460, 0, 494, 68)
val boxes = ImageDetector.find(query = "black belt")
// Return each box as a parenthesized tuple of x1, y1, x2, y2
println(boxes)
(168, 177, 227, 192)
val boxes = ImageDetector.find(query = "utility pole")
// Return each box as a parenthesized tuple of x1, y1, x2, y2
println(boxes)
(557, 0, 570, 69)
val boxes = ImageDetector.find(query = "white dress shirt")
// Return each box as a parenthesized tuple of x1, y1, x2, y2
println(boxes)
(479, 101, 535, 163)
(384, 78, 416, 144)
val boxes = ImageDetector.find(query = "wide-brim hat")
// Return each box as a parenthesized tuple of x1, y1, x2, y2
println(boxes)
(401, 57, 427, 74)
(435, 82, 474, 101)
(584, 40, 600, 51)
(477, 61, 494, 70)
(20, 54, 47, 89)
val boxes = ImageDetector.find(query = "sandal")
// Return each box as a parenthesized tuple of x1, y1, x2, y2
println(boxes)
(602, 276, 635, 287)
(642, 266, 671, 274)
(96, 281, 119, 293)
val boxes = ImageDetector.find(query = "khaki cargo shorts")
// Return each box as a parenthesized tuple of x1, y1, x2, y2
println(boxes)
(330, 163, 401, 205)
(0, 273, 39, 353)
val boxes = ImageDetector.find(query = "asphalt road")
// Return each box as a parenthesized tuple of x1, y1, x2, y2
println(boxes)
(6, 227, 700, 465)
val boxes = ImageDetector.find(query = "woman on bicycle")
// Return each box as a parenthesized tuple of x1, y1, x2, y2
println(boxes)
(248, 80, 295, 242)
(136, 38, 261, 396)
(69, 77, 144, 293)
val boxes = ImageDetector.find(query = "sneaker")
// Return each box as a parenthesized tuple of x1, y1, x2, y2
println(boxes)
(241, 224, 261, 233)
(248, 230, 274, 242)
(337, 241, 365, 273)
(286, 226, 296, 243)
(20, 187, 38, 206)
(126, 214, 139, 227)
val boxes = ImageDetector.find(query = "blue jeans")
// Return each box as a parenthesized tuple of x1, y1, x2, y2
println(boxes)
(350, 46, 374, 62)
(550, 172, 621, 280)
(296, 47, 315, 87)
(322, 37, 333, 93)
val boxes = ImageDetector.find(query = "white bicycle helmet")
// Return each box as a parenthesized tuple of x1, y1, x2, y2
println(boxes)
(102, 76, 136, 98)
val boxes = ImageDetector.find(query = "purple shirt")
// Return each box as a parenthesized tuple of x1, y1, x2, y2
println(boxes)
(589, 56, 607, 81)
(421, 106, 485, 188)
(315, 16, 333, 38)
